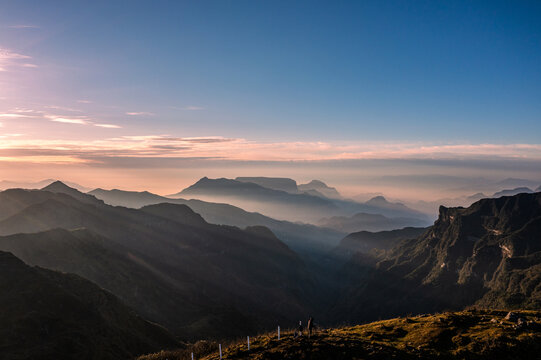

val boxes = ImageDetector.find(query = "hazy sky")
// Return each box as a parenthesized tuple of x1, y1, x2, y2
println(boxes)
(0, 1, 540, 197)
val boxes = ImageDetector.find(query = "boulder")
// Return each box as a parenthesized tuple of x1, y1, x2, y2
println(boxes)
(505, 312, 519, 322)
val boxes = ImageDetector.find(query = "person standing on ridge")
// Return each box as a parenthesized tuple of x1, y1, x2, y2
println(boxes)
(294, 321, 303, 338)
(307, 316, 314, 338)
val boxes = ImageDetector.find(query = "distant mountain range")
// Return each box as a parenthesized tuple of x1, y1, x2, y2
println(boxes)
(318, 212, 428, 233)
(170, 177, 430, 224)
(0, 178, 91, 192)
(235, 177, 342, 199)
(408, 186, 540, 215)
(0, 251, 178, 359)
(88, 187, 345, 258)
(0, 182, 315, 339)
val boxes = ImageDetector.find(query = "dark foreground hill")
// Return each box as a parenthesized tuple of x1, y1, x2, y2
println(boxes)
(0, 251, 178, 360)
(139, 310, 541, 360)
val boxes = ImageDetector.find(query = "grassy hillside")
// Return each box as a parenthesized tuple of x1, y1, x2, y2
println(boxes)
(139, 310, 541, 360)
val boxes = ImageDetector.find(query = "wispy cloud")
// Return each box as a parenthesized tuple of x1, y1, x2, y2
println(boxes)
(126, 112, 154, 116)
(77, 100, 92, 104)
(94, 123, 122, 129)
(0, 48, 34, 72)
(0, 113, 36, 118)
(6, 25, 39, 29)
(45, 105, 81, 112)
(46, 115, 88, 125)
(0, 135, 540, 166)
(184, 106, 204, 111)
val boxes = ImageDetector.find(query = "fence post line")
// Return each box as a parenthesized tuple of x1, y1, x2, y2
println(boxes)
(247, 335, 250, 350)
(219, 343, 222, 360)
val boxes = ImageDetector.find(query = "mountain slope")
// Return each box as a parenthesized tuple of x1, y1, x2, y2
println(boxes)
(332, 227, 428, 260)
(0, 251, 178, 360)
(0, 228, 229, 339)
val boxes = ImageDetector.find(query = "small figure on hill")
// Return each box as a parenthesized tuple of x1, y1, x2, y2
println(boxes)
(307, 316, 314, 338)
(294, 320, 303, 338)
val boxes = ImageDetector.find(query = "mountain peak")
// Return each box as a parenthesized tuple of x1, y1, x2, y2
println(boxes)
(366, 195, 388, 204)
(41, 180, 72, 191)
(306, 179, 327, 187)
(41, 180, 103, 205)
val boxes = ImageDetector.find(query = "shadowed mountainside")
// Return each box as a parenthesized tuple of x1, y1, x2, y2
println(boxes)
(0, 251, 178, 360)
(331, 227, 428, 261)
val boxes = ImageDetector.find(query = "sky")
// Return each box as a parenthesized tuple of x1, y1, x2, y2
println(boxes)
(0, 0, 540, 198)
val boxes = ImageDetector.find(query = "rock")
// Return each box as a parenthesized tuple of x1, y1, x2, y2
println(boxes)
(505, 312, 519, 322)
(490, 318, 498, 323)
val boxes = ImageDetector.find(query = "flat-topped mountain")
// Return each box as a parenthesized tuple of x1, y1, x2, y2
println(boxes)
(0, 251, 178, 360)
(235, 177, 299, 193)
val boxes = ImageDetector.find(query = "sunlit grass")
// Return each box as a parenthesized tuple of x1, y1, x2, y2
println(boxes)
(139, 309, 541, 359)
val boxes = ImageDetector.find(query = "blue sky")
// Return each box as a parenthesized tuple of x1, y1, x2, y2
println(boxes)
(0, 1, 540, 195)
(1, 0, 540, 141)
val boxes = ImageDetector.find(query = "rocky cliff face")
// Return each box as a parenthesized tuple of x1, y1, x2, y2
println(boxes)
(380, 192, 541, 308)
(331, 193, 541, 323)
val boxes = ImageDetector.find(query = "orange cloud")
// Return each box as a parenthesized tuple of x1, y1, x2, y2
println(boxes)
(0, 135, 540, 165)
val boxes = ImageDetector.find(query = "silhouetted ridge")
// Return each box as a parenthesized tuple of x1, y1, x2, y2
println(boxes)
(42, 180, 104, 205)
(492, 187, 534, 198)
